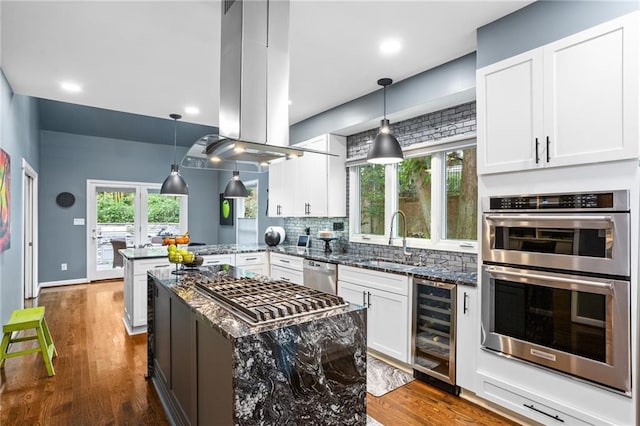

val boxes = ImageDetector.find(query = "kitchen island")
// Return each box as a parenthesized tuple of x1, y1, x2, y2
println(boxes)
(120, 244, 270, 335)
(147, 265, 367, 425)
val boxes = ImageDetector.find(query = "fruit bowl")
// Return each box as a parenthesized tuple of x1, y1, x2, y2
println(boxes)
(183, 255, 204, 269)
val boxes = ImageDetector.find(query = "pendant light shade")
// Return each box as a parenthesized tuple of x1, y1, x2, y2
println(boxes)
(223, 171, 248, 198)
(367, 78, 404, 164)
(161, 113, 189, 196)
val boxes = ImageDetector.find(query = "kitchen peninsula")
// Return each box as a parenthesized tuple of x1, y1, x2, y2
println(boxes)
(147, 265, 367, 425)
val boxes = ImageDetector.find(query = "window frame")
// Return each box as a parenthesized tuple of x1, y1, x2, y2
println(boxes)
(348, 134, 477, 254)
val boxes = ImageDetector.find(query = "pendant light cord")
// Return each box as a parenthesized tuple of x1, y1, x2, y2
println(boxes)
(173, 118, 177, 166)
(169, 113, 182, 167)
(383, 85, 387, 119)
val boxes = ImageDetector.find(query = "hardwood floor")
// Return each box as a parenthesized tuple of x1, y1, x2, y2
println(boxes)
(1, 280, 519, 425)
(0, 281, 168, 425)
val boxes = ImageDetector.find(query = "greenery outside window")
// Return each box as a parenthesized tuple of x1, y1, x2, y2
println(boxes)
(357, 164, 386, 235)
(349, 135, 477, 252)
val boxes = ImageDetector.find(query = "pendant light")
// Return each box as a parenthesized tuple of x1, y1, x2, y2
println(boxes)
(367, 78, 404, 164)
(223, 170, 248, 198)
(160, 113, 189, 196)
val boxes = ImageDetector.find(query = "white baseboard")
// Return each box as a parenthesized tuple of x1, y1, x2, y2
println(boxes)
(39, 278, 89, 288)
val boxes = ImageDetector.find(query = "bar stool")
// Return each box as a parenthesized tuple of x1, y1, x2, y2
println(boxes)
(0, 307, 57, 376)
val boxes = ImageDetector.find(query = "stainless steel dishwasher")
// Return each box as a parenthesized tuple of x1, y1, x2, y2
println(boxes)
(302, 259, 337, 294)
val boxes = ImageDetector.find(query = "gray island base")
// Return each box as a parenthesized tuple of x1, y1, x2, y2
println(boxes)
(147, 265, 367, 425)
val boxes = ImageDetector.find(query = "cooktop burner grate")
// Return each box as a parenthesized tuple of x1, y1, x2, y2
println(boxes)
(195, 276, 348, 325)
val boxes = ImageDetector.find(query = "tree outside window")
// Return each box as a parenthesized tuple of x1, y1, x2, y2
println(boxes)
(398, 156, 432, 239)
(445, 147, 477, 240)
(359, 164, 385, 235)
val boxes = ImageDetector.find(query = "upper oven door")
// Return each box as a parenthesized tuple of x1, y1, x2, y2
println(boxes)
(482, 212, 630, 277)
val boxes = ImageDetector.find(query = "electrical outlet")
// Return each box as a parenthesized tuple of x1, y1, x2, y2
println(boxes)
(61, 263, 67, 271)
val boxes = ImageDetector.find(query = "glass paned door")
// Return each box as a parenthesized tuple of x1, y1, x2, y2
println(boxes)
(87, 180, 187, 281)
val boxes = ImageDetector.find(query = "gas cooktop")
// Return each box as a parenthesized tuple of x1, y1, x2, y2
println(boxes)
(194, 274, 348, 325)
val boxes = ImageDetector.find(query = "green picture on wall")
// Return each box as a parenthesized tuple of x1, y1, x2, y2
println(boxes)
(219, 193, 234, 226)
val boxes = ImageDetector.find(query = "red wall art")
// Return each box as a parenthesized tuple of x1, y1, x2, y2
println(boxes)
(0, 148, 9, 252)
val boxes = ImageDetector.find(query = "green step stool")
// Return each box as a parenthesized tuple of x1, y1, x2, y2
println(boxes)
(0, 307, 58, 376)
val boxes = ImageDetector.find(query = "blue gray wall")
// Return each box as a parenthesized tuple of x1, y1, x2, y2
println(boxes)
(39, 131, 220, 282)
(476, 0, 639, 68)
(0, 70, 40, 325)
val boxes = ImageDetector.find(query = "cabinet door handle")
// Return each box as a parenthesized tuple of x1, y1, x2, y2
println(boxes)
(535, 137, 539, 164)
(546, 136, 550, 163)
(362, 291, 367, 307)
(463, 292, 469, 314)
(523, 404, 564, 423)
(367, 291, 372, 307)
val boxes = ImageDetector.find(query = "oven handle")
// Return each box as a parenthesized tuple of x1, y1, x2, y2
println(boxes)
(485, 266, 614, 293)
(484, 214, 613, 222)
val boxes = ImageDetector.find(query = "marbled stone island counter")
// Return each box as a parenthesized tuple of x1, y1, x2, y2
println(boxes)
(147, 265, 367, 425)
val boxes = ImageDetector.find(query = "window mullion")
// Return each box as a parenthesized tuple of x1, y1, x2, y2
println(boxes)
(385, 164, 397, 239)
(430, 153, 444, 244)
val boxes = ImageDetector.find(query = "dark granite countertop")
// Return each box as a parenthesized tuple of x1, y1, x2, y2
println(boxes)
(148, 265, 365, 340)
(120, 244, 269, 260)
(269, 245, 477, 286)
(128, 243, 477, 286)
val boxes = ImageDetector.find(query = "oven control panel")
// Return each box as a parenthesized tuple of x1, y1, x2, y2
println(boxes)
(487, 190, 628, 211)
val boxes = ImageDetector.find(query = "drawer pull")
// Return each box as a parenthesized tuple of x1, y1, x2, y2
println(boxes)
(523, 404, 564, 423)
(280, 277, 290, 281)
(243, 257, 258, 261)
(280, 259, 290, 264)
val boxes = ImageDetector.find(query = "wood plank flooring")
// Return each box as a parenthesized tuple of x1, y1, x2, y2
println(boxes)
(0, 280, 520, 425)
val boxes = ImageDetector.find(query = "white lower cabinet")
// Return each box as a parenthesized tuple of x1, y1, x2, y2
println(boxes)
(478, 373, 603, 425)
(455, 285, 478, 392)
(270, 252, 304, 285)
(123, 257, 171, 335)
(337, 265, 411, 363)
(235, 251, 268, 276)
(200, 253, 235, 267)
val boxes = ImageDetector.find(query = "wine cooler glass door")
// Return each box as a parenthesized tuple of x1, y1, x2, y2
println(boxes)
(413, 280, 457, 385)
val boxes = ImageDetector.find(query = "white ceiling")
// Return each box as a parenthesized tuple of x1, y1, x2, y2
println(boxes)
(1, 1, 531, 127)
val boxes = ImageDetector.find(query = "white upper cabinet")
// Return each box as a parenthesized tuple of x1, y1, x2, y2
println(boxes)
(268, 134, 346, 217)
(477, 12, 638, 174)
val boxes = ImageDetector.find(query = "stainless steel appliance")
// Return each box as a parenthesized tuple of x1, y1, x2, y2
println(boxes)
(303, 259, 337, 295)
(194, 274, 347, 325)
(482, 190, 629, 276)
(481, 190, 631, 395)
(413, 278, 460, 395)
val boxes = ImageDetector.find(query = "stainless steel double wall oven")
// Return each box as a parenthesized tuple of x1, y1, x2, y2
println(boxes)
(481, 191, 631, 395)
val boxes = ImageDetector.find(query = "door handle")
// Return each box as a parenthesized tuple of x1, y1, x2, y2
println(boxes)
(546, 136, 550, 163)
(535, 137, 539, 164)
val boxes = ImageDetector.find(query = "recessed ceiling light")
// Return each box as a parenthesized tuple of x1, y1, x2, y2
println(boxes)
(60, 81, 82, 93)
(185, 106, 200, 115)
(379, 39, 402, 55)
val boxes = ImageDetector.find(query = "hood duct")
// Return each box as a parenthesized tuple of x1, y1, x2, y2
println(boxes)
(182, 0, 333, 173)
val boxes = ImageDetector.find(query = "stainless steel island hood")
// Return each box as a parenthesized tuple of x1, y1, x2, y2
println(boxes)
(182, 0, 333, 174)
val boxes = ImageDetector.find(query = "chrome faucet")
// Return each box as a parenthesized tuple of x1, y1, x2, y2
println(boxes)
(389, 210, 410, 259)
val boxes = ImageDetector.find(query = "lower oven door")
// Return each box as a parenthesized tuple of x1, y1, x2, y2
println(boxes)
(481, 264, 630, 395)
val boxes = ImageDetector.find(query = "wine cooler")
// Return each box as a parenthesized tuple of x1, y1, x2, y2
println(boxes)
(412, 278, 460, 395)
